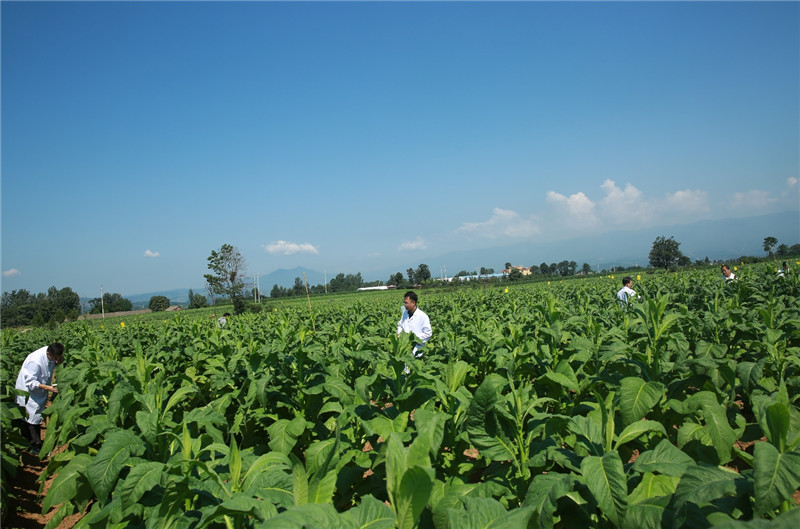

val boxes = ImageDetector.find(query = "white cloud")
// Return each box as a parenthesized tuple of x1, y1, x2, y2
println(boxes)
(788, 177, 798, 187)
(456, 208, 539, 238)
(598, 179, 650, 225)
(730, 190, 777, 210)
(398, 237, 428, 251)
(456, 180, 714, 242)
(662, 189, 710, 215)
(144, 250, 160, 258)
(546, 191, 598, 228)
(263, 240, 319, 255)
(3, 268, 21, 278)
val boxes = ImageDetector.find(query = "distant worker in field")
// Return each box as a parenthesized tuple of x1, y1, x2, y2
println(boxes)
(14, 343, 64, 454)
(616, 277, 638, 307)
(397, 291, 432, 358)
(777, 261, 790, 277)
(721, 265, 736, 281)
(218, 312, 230, 328)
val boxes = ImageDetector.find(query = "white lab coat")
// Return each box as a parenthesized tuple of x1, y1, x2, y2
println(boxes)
(397, 307, 432, 357)
(15, 346, 56, 425)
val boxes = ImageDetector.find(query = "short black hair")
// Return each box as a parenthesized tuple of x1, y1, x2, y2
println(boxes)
(404, 291, 418, 304)
(47, 343, 65, 357)
(622, 277, 632, 287)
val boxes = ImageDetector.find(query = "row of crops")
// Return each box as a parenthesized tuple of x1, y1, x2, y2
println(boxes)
(1, 264, 799, 528)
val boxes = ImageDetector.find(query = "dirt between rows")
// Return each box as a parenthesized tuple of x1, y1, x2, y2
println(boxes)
(6, 428, 82, 529)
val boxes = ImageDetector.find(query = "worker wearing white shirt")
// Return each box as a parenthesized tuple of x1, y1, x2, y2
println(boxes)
(397, 291, 432, 358)
(616, 277, 638, 307)
(15, 343, 64, 453)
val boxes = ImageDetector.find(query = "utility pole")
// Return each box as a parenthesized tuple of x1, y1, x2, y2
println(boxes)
(100, 283, 105, 319)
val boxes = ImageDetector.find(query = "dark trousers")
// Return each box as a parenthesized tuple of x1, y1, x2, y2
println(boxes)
(15, 409, 42, 448)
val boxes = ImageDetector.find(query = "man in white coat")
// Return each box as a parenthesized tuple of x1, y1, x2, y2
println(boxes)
(397, 291, 432, 359)
(15, 343, 64, 454)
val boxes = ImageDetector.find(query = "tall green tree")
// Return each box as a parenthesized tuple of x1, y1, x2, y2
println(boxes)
(649, 236, 685, 270)
(148, 296, 170, 312)
(89, 293, 132, 314)
(763, 236, 778, 257)
(204, 244, 247, 314)
(187, 289, 208, 309)
(415, 263, 431, 282)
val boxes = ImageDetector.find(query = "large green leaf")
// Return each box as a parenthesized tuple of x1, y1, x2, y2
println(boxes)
(465, 374, 517, 462)
(348, 494, 396, 529)
(627, 473, 679, 504)
(672, 465, 747, 513)
(395, 466, 433, 529)
(622, 496, 671, 529)
(523, 473, 576, 529)
(448, 496, 535, 529)
(268, 417, 307, 455)
(615, 420, 666, 448)
(753, 443, 800, 515)
(257, 503, 350, 529)
(618, 377, 664, 426)
(117, 461, 164, 510)
(735, 360, 763, 394)
(632, 439, 695, 477)
(43, 453, 92, 512)
(580, 451, 627, 526)
(86, 429, 145, 503)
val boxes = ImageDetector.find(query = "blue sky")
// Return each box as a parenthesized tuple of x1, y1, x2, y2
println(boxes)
(2, 1, 798, 297)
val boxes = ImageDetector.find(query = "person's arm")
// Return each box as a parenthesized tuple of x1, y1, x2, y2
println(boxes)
(418, 315, 432, 343)
(20, 361, 56, 392)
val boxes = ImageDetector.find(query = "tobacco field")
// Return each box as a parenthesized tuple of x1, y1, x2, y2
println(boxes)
(2, 265, 799, 529)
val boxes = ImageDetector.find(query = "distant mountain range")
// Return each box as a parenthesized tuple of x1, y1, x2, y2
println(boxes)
(121, 211, 798, 306)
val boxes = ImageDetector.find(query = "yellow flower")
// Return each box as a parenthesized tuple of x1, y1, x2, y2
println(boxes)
(120, 322, 125, 328)
(547, 281, 551, 285)
(504, 287, 509, 293)
(611, 275, 615, 280)
(100, 325, 104, 329)
(637, 275, 641, 281)
(734, 266, 738, 271)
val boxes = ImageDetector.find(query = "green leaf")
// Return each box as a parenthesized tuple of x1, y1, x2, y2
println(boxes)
(117, 461, 164, 510)
(523, 473, 576, 529)
(735, 360, 763, 393)
(622, 497, 671, 529)
(580, 451, 627, 526)
(627, 473, 679, 504)
(365, 412, 410, 442)
(764, 401, 791, 452)
(395, 466, 433, 529)
(291, 459, 308, 506)
(541, 372, 577, 392)
(672, 465, 746, 511)
(448, 496, 535, 529)
(615, 420, 666, 448)
(753, 443, 800, 515)
(43, 454, 92, 512)
(256, 503, 348, 529)
(268, 417, 307, 455)
(86, 430, 144, 503)
(348, 494, 396, 529)
(632, 439, 695, 477)
(618, 377, 664, 427)
(307, 469, 337, 504)
(465, 374, 517, 462)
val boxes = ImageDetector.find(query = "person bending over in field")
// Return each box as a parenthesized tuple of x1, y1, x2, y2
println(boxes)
(397, 291, 432, 359)
(721, 265, 736, 281)
(616, 277, 639, 308)
(14, 343, 64, 455)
